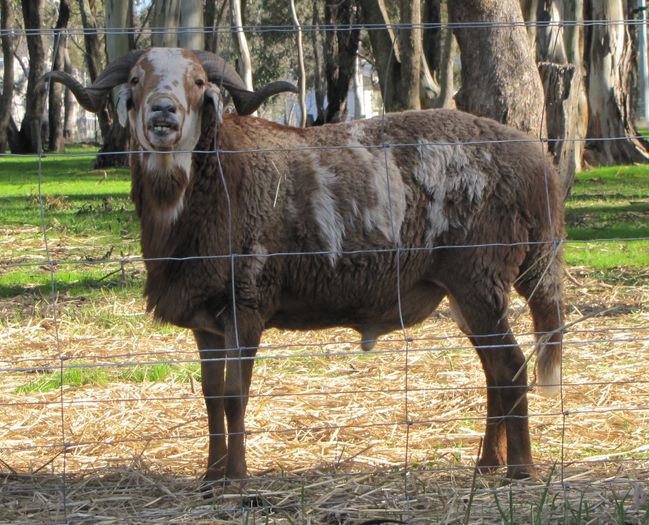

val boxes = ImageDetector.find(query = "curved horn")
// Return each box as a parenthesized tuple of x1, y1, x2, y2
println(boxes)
(40, 49, 145, 113)
(40, 70, 103, 112)
(194, 50, 297, 116)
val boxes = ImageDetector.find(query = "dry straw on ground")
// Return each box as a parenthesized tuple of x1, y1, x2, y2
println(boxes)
(1, 267, 648, 523)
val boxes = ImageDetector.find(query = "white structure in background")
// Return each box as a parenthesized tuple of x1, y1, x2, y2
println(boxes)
(0, 55, 100, 144)
(285, 57, 379, 126)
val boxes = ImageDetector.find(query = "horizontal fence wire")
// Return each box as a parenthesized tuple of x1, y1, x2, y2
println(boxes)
(1, 14, 649, 524)
(2, 17, 649, 38)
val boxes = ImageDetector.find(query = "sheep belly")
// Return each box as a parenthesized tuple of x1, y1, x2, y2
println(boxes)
(267, 278, 446, 346)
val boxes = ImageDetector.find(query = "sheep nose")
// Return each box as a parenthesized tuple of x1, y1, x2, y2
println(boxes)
(151, 99, 177, 114)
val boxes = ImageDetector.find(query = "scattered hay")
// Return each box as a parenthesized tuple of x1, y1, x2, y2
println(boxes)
(1, 271, 648, 522)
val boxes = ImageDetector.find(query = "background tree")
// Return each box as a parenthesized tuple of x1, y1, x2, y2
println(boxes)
(359, 0, 422, 112)
(204, 0, 228, 53)
(0, 0, 16, 152)
(449, 0, 546, 136)
(151, 0, 179, 47)
(179, 1, 204, 49)
(310, 0, 326, 124)
(289, 0, 306, 127)
(78, 0, 111, 146)
(48, 0, 71, 152)
(231, 0, 253, 90)
(585, 0, 649, 164)
(423, 0, 454, 109)
(98, 0, 132, 167)
(323, 0, 360, 122)
(151, 0, 204, 50)
(10, 0, 46, 153)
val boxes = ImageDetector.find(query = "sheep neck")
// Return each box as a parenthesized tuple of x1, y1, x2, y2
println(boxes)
(131, 150, 192, 258)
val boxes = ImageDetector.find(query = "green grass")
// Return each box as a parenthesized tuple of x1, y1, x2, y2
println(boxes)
(14, 361, 201, 393)
(564, 164, 649, 275)
(0, 147, 140, 299)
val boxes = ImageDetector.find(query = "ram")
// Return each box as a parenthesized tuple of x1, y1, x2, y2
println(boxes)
(44, 47, 564, 484)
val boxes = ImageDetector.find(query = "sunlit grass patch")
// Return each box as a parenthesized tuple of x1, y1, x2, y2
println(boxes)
(14, 361, 201, 393)
(564, 163, 649, 272)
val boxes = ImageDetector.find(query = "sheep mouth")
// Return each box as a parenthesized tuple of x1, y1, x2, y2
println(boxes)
(148, 120, 180, 137)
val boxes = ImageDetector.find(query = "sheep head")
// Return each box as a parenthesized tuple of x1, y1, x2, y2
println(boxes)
(42, 47, 297, 152)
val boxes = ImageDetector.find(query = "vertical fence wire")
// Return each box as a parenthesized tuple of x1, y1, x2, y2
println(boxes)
(1, 14, 649, 523)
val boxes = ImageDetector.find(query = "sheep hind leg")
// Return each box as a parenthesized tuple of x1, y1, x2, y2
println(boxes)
(449, 295, 534, 479)
(193, 330, 228, 486)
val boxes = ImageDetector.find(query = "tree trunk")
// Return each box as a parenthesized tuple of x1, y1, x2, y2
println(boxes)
(99, 0, 132, 168)
(423, 0, 441, 74)
(151, 0, 180, 47)
(359, 0, 421, 112)
(449, 0, 546, 137)
(539, 62, 583, 196)
(536, 0, 567, 64)
(63, 49, 75, 140)
(562, 0, 587, 175)
(0, 0, 15, 153)
(204, 0, 227, 53)
(562, 0, 583, 65)
(323, 0, 360, 122)
(231, 0, 253, 91)
(423, 0, 454, 109)
(585, 0, 649, 164)
(78, 0, 111, 143)
(289, 0, 307, 127)
(14, 0, 46, 153)
(311, 1, 326, 125)
(520, 0, 539, 48)
(437, 20, 455, 109)
(48, 0, 71, 153)
(179, 1, 204, 49)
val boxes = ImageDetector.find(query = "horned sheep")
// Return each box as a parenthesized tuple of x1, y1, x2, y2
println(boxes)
(44, 47, 564, 484)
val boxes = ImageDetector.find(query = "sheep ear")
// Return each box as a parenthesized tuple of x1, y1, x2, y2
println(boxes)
(116, 85, 132, 128)
(205, 83, 223, 124)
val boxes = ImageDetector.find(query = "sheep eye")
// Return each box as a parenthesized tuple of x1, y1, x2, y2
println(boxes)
(130, 77, 139, 85)
(195, 78, 205, 87)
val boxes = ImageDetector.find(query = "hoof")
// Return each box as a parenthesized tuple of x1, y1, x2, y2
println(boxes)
(200, 477, 228, 499)
(477, 456, 504, 474)
(506, 465, 536, 480)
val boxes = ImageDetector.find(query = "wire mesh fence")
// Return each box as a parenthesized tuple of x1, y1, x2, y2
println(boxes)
(1, 13, 649, 524)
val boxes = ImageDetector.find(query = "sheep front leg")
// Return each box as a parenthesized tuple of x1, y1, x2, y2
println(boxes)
(194, 330, 228, 482)
(223, 315, 262, 481)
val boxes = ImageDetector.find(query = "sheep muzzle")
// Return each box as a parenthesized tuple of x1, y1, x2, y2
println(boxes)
(144, 94, 184, 149)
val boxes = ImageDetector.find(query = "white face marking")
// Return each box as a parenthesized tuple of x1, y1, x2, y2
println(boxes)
(125, 49, 212, 223)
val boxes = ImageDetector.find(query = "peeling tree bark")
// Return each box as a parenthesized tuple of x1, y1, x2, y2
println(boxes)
(539, 62, 582, 196)
(585, 0, 649, 165)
